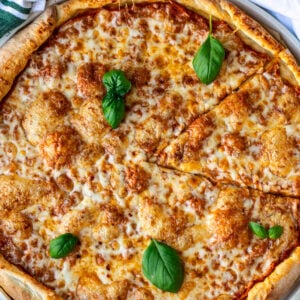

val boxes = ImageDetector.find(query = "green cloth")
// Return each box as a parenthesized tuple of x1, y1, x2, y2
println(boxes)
(0, 0, 32, 39)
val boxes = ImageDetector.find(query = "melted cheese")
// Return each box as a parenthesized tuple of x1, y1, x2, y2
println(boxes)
(160, 63, 300, 196)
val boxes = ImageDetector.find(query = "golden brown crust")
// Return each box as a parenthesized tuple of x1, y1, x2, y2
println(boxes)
(0, 7, 56, 101)
(248, 247, 300, 300)
(219, 0, 300, 86)
(173, 0, 226, 19)
(0, 254, 61, 300)
(279, 49, 300, 85)
(219, 0, 283, 56)
(55, 0, 167, 26)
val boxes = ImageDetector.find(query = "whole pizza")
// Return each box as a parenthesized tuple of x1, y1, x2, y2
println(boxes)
(0, 0, 299, 299)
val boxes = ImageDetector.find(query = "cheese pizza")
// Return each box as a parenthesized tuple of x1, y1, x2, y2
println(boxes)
(0, 0, 299, 299)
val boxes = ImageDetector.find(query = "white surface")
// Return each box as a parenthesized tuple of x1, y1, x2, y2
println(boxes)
(0, 287, 10, 300)
(249, 0, 300, 40)
(230, 0, 300, 64)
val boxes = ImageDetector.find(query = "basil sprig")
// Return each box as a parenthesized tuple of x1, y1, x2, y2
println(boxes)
(102, 92, 125, 129)
(249, 222, 268, 239)
(142, 239, 184, 293)
(249, 222, 283, 240)
(103, 70, 131, 96)
(102, 70, 131, 129)
(193, 15, 225, 84)
(268, 225, 284, 240)
(49, 233, 79, 259)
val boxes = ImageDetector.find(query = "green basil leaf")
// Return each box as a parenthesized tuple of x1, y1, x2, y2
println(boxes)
(102, 70, 131, 96)
(268, 225, 283, 240)
(249, 222, 268, 239)
(192, 34, 225, 85)
(102, 91, 116, 110)
(102, 92, 125, 129)
(49, 233, 79, 259)
(142, 239, 184, 293)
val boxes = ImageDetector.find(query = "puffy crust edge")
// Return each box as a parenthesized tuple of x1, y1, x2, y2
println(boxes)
(0, 6, 56, 102)
(248, 247, 300, 300)
(219, 0, 283, 55)
(0, 254, 61, 300)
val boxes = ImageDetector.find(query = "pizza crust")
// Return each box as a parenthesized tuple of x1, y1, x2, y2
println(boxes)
(219, 0, 283, 56)
(279, 49, 300, 85)
(0, 6, 56, 102)
(0, 0, 299, 299)
(0, 254, 61, 300)
(248, 247, 300, 300)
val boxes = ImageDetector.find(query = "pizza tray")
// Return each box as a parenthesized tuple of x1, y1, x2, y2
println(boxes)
(230, 1, 300, 299)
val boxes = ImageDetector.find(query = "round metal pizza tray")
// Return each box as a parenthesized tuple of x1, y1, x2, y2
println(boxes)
(230, 0, 300, 64)
(230, 1, 300, 299)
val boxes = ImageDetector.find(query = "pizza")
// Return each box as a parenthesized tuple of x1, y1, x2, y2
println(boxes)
(0, 0, 299, 299)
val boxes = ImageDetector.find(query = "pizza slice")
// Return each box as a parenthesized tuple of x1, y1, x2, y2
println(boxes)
(158, 60, 300, 196)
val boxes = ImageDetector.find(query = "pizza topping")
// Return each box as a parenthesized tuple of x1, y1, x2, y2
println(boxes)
(102, 92, 125, 129)
(77, 62, 107, 98)
(102, 70, 132, 129)
(249, 222, 268, 239)
(39, 125, 82, 169)
(249, 222, 284, 240)
(49, 233, 79, 259)
(142, 239, 184, 293)
(124, 165, 150, 193)
(138, 199, 187, 246)
(22, 91, 70, 146)
(103, 70, 132, 97)
(268, 225, 284, 240)
(71, 97, 109, 144)
(221, 133, 246, 157)
(209, 187, 251, 248)
(193, 16, 225, 84)
(39, 59, 67, 79)
(260, 127, 296, 178)
(76, 276, 129, 299)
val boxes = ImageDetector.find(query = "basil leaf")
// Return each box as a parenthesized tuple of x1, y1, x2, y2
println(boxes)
(249, 222, 268, 239)
(142, 239, 184, 293)
(193, 34, 225, 85)
(268, 225, 283, 240)
(49, 233, 79, 259)
(102, 92, 125, 129)
(102, 70, 131, 96)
